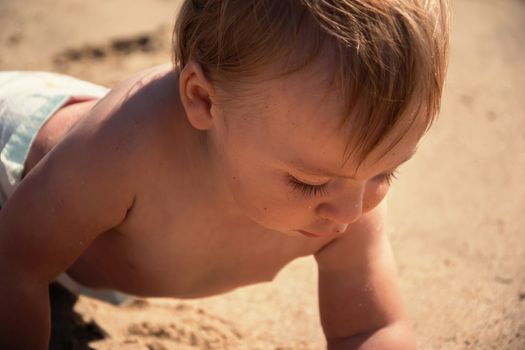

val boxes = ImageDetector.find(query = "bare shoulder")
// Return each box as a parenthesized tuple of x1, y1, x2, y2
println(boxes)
(82, 63, 177, 145)
(69, 64, 180, 187)
(0, 65, 179, 281)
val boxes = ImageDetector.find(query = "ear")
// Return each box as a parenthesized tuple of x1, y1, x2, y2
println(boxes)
(179, 61, 216, 130)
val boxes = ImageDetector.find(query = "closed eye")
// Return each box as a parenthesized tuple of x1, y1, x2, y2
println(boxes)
(373, 171, 398, 186)
(288, 170, 398, 198)
(287, 175, 328, 198)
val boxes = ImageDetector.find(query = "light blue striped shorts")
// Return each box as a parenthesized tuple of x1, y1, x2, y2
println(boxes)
(0, 71, 108, 207)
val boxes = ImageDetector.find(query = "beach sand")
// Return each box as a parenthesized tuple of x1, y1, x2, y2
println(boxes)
(1, 0, 524, 349)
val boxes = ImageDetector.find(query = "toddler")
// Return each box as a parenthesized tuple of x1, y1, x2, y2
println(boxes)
(0, 0, 448, 349)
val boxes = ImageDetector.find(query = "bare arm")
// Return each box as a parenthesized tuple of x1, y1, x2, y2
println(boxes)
(0, 95, 137, 349)
(314, 201, 416, 350)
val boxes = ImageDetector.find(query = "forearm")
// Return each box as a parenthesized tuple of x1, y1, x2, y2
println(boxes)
(326, 322, 416, 350)
(0, 273, 51, 350)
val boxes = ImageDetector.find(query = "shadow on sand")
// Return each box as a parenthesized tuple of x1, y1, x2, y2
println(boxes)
(48, 283, 107, 350)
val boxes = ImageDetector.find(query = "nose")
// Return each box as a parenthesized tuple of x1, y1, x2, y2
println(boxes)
(316, 185, 364, 226)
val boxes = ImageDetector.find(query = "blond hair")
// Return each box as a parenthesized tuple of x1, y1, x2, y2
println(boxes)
(174, 0, 449, 162)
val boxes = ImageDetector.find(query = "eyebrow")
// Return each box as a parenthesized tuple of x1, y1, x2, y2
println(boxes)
(287, 150, 417, 179)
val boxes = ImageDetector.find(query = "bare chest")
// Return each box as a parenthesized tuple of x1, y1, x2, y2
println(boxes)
(70, 182, 325, 298)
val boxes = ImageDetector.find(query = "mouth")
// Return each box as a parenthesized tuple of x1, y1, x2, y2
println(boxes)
(297, 230, 323, 238)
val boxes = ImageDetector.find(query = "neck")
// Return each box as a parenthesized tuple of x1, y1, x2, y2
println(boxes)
(172, 76, 245, 220)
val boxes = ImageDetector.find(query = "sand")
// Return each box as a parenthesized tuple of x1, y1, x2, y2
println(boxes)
(1, 0, 524, 349)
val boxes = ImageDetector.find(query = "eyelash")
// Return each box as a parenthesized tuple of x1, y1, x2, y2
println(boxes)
(378, 171, 398, 186)
(287, 171, 398, 198)
(288, 176, 328, 198)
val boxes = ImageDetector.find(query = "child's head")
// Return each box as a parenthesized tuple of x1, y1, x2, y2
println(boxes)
(174, 0, 449, 236)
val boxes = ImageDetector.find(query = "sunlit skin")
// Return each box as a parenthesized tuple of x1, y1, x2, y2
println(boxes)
(186, 58, 423, 239)
(1, 60, 424, 349)
(181, 59, 425, 348)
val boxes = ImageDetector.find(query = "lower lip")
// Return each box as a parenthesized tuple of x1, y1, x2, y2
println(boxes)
(298, 230, 322, 238)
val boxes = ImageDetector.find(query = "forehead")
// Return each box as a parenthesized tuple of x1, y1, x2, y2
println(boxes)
(222, 63, 426, 176)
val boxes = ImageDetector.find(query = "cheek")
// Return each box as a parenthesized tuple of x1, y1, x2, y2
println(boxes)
(227, 172, 307, 231)
(212, 128, 305, 231)
(229, 176, 268, 212)
(225, 169, 287, 224)
(363, 181, 389, 213)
